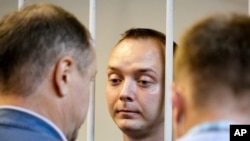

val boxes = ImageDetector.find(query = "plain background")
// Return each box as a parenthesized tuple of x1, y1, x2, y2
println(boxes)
(0, 0, 248, 141)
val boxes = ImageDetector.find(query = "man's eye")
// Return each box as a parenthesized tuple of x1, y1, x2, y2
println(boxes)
(109, 79, 121, 85)
(138, 80, 152, 87)
(108, 73, 122, 86)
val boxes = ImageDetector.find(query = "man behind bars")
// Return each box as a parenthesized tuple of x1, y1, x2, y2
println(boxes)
(106, 28, 176, 141)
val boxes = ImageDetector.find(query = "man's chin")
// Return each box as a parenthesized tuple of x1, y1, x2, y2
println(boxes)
(119, 125, 149, 140)
(117, 120, 144, 132)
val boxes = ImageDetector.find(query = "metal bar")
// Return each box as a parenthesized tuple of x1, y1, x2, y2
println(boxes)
(18, 0, 25, 10)
(249, 0, 250, 15)
(165, 0, 174, 141)
(86, 0, 96, 141)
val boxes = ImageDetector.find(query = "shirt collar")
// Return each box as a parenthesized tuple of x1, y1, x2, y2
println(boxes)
(179, 120, 237, 140)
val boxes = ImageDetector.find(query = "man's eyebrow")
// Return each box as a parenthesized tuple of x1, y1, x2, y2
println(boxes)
(138, 68, 154, 72)
(106, 66, 122, 74)
(107, 66, 119, 71)
(137, 68, 159, 75)
(107, 66, 159, 75)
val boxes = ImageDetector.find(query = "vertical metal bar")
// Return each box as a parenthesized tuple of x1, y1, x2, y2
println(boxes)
(18, 0, 25, 10)
(165, 0, 174, 141)
(87, 0, 96, 141)
(249, 0, 250, 15)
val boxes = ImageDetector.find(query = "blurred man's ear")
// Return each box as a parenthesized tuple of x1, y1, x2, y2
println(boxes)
(172, 83, 184, 124)
(172, 82, 185, 138)
(54, 56, 73, 97)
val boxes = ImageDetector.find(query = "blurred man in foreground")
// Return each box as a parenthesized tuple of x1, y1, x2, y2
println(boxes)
(0, 3, 96, 141)
(173, 14, 250, 141)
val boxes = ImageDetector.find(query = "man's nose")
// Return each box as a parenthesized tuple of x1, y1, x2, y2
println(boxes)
(119, 79, 135, 102)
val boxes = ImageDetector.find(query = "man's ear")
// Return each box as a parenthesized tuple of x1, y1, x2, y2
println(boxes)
(54, 56, 73, 97)
(172, 82, 184, 123)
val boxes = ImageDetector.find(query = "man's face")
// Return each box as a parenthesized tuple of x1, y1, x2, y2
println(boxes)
(106, 38, 164, 136)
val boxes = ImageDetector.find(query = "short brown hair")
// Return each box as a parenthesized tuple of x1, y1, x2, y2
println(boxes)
(0, 3, 92, 95)
(118, 28, 166, 45)
(175, 14, 250, 107)
(116, 28, 177, 55)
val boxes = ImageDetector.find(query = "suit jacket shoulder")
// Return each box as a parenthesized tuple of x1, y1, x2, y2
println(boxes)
(0, 108, 65, 141)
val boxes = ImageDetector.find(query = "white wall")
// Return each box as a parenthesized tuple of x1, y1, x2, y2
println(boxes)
(174, 0, 247, 43)
(0, 0, 247, 141)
